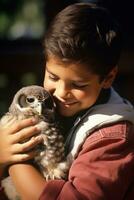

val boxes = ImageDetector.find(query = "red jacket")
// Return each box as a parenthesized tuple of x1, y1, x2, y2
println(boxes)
(1, 122, 134, 200)
(39, 121, 134, 200)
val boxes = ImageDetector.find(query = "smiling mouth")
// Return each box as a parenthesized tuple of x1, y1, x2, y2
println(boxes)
(54, 96, 78, 107)
(59, 101, 78, 107)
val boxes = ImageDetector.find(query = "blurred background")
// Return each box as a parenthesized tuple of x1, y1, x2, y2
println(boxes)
(0, 0, 134, 116)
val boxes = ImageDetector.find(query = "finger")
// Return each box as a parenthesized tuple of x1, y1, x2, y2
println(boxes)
(10, 118, 38, 134)
(11, 151, 38, 163)
(12, 126, 41, 143)
(12, 135, 43, 154)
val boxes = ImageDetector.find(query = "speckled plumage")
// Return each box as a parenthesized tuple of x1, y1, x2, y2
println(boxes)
(1, 85, 70, 200)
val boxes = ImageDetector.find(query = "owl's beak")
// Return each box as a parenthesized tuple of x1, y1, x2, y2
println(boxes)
(35, 103, 42, 115)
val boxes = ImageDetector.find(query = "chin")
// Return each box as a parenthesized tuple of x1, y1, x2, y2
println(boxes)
(59, 108, 81, 117)
(60, 112, 74, 117)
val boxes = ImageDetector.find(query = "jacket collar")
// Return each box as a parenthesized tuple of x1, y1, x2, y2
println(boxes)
(66, 87, 134, 160)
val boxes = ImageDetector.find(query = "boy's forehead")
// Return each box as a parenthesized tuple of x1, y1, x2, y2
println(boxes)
(46, 56, 99, 81)
(46, 55, 91, 71)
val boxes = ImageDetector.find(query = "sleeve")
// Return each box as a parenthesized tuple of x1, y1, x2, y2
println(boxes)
(39, 123, 134, 200)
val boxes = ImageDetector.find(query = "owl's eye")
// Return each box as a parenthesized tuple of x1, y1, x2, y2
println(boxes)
(26, 97, 35, 103)
(37, 95, 42, 100)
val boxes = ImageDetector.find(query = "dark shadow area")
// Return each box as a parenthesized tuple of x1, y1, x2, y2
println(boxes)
(0, 39, 44, 116)
(99, 0, 134, 104)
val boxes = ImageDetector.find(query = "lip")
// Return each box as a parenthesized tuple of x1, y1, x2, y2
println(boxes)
(58, 101, 78, 107)
(53, 96, 78, 107)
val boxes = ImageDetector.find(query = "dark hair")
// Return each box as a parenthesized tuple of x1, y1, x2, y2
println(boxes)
(44, 3, 122, 79)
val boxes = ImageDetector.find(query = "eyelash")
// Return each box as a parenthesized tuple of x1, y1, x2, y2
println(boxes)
(48, 74, 58, 81)
(72, 83, 88, 89)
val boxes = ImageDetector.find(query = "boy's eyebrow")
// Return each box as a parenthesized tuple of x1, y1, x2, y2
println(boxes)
(73, 80, 91, 85)
(46, 67, 51, 73)
(46, 67, 58, 76)
(70, 75, 92, 83)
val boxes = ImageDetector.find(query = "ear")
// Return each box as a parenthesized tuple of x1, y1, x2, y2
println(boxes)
(102, 66, 118, 89)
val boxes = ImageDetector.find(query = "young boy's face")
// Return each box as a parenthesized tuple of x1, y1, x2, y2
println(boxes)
(43, 56, 115, 117)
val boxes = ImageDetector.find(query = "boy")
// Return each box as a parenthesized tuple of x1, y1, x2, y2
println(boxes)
(0, 3, 134, 200)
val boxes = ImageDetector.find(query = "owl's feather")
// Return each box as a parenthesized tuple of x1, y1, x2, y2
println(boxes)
(1, 85, 70, 200)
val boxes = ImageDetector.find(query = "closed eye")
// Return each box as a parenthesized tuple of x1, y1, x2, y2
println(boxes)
(48, 74, 58, 81)
(47, 70, 59, 82)
(72, 83, 89, 89)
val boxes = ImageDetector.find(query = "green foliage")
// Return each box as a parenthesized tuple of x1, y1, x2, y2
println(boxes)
(0, 0, 45, 39)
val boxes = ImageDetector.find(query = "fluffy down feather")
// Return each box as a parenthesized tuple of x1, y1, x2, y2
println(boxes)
(1, 85, 70, 200)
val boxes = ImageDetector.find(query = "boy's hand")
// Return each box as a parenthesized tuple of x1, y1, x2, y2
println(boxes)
(0, 118, 42, 168)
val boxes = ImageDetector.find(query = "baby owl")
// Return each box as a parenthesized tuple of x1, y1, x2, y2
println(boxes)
(1, 85, 70, 200)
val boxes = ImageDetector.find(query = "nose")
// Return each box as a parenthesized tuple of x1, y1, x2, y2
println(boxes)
(54, 81, 70, 99)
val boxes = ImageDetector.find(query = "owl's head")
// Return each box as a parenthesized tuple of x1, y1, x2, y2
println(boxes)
(9, 85, 56, 122)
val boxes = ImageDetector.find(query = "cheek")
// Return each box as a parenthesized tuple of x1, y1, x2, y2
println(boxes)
(43, 77, 55, 92)
(74, 88, 100, 106)
(73, 90, 88, 100)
